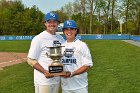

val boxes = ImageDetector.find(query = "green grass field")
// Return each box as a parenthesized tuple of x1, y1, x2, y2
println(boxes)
(0, 40, 31, 52)
(0, 40, 140, 93)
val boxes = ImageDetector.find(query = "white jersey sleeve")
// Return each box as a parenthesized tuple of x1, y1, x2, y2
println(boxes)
(80, 42, 93, 67)
(27, 36, 41, 60)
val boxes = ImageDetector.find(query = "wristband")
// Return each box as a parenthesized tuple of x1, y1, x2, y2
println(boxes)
(70, 71, 75, 77)
(70, 72, 73, 77)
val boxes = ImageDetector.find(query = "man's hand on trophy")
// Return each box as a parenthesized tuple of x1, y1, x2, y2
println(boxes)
(43, 70, 54, 78)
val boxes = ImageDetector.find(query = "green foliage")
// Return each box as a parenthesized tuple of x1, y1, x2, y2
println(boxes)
(0, 0, 140, 35)
(0, 0, 44, 35)
(54, 10, 69, 23)
(127, 21, 137, 34)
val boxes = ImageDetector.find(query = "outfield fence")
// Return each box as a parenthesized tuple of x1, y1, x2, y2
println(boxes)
(0, 36, 34, 40)
(0, 34, 140, 41)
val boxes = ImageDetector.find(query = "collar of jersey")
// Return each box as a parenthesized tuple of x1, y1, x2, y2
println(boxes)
(66, 38, 78, 43)
(44, 30, 57, 37)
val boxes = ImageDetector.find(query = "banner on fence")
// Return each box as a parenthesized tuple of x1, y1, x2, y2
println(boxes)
(0, 34, 139, 41)
(0, 36, 34, 40)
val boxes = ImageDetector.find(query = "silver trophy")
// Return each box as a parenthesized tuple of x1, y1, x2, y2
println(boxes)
(47, 41, 66, 76)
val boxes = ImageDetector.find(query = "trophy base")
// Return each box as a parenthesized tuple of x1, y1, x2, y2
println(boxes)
(50, 71, 66, 76)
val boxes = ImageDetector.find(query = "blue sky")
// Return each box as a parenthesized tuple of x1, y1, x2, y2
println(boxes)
(21, 0, 74, 14)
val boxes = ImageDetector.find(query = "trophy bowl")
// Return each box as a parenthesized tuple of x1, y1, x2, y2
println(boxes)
(47, 46, 66, 76)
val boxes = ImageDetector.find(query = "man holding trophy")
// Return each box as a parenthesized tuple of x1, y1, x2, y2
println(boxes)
(27, 12, 65, 93)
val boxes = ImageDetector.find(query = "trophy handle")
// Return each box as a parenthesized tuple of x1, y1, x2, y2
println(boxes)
(63, 51, 65, 56)
(46, 52, 49, 57)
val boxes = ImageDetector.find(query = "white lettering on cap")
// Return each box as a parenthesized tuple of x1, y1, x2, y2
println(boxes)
(66, 21, 72, 25)
(50, 13, 55, 17)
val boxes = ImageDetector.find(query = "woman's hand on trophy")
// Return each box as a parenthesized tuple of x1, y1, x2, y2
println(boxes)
(43, 70, 54, 78)
(62, 71, 71, 78)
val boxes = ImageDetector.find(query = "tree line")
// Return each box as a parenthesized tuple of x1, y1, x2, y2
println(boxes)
(0, 0, 44, 35)
(0, 0, 140, 35)
(61, 0, 140, 34)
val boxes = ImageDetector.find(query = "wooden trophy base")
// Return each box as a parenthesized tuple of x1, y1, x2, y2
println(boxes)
(50, 71, 67, 76)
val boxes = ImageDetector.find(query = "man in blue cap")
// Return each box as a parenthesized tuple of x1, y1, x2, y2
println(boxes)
(27, 12, 65, 93)
(61, 20, 93, 93)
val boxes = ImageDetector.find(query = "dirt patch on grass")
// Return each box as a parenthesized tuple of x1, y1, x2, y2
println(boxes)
(0, 52, 27, 68)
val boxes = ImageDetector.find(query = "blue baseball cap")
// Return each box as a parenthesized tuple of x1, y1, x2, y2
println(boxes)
(45, 12, 59, 22)
(63, 20, 78, 29)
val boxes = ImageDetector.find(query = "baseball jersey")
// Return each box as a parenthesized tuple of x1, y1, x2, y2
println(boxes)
(27, 31, 65, 86)
(61, 39, 93, 90)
